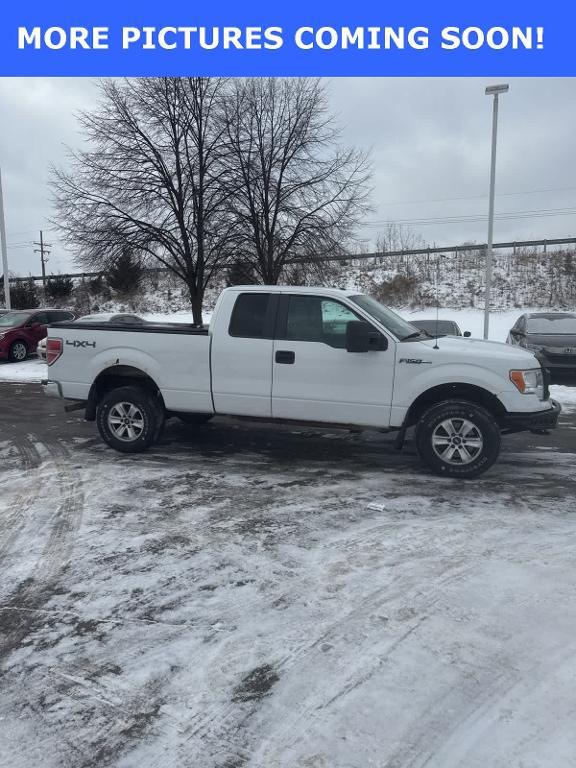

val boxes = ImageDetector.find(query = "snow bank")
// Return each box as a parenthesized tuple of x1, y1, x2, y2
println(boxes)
(550, 385, 576, 412)
(0, 359, 46, 384)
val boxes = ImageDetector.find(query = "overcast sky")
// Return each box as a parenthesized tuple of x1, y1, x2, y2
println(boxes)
(0, 77, 575, 276)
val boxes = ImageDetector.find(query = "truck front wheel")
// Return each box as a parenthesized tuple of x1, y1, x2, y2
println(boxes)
(96, 386, 164, 453)
(415, 400, 501, 479)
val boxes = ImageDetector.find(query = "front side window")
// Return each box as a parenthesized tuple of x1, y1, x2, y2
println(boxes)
(229, 293, 272, 339)
(285, 296, 364, 349)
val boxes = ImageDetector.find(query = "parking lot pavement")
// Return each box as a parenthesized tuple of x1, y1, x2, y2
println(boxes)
(1, 383, 576, 768)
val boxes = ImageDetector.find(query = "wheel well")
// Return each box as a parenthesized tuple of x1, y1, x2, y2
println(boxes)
(406, 383, 506, 426)
(86, 366, 163, 421)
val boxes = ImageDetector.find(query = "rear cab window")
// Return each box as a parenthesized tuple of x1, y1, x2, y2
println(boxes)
(228, 293, 276, 339)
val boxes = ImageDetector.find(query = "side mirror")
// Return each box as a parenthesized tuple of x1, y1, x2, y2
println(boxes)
(463, 331, 471, 338)
(346, 321, 387, 353)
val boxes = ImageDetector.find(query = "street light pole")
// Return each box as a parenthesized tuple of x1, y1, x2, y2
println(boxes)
(483, 84, 509, 340)
(0, 167, 10, 310)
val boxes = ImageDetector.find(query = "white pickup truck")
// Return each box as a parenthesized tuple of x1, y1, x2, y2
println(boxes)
(43, 285, 560, 478)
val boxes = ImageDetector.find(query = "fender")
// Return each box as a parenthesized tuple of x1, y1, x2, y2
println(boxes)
(86, 346, 162, 388)
(394, 361, 510, 408)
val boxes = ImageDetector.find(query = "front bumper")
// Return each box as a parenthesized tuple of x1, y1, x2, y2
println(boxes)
(502, 399, 561, 432)
(42, 379, 62, 398)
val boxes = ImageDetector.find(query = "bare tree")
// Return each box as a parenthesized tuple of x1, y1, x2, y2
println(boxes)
(224, 78, 371, 284)
(375, 223, 425, 272)
(52, 77, 233, 324)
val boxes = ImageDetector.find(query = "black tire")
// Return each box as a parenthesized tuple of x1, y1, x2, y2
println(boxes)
(9, 340, 28, 363)
(96, 386, 164, 453)
(415, 399, 501, 479)
(176, 413, 214, 426)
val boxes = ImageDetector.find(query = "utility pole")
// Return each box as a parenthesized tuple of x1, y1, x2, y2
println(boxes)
(483, 83, 509, 340)
(0, 167, 10, 309)
(33, 230, 51, 301)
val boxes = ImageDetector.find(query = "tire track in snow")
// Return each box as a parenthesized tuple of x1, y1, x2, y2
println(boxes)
(171, 512, 480, 768)
(0, 433, 43, 565)
(381, 640, 576, 768)
(0, 433, 84, 661)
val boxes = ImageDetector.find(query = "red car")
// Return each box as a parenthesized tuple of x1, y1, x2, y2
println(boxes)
(0, 309, 75, 363)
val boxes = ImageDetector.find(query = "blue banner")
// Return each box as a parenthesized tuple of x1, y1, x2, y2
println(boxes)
(0, 0, 571, 76)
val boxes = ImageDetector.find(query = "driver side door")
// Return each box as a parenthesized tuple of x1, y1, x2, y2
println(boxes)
(272, 294, 395, 427)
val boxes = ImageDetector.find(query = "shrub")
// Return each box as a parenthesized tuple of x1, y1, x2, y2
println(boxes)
(370, 274, 419, 306)
(45, 274, 74, 303)
(10, 279, 39, 309)
(106, 248, 143, 296)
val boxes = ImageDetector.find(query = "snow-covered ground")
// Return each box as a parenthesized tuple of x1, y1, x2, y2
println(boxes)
(1, 396, 576, 767)
(552, 385, 576, 412)
(0, 358, 46, 383)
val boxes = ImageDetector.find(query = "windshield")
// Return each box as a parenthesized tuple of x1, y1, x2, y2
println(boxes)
(527, 316, 576, 335)
(350, 295, 422, 340)
(0, 312, 30, 328)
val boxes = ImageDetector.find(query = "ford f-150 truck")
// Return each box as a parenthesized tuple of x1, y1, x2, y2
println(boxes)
(42, 285, 560, 478)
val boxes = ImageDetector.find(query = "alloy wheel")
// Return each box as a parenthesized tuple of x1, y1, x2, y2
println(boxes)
(12, 342, 27, 361)
(431, 418, 484, 465)
(107, 402, 145, 442)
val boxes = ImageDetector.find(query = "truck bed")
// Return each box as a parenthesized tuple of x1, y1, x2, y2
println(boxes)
(47, 320, 213, 414)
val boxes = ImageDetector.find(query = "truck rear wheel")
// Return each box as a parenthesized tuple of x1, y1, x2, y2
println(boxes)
(96, 386, 164, 453)
(415, 400, 501, 479)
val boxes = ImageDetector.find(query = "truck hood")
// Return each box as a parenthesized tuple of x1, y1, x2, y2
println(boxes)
(415, 336, 540, 367)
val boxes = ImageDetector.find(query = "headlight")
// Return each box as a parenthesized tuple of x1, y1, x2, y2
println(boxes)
(0, 332, 6, 340)
(510, 368, 544, 398)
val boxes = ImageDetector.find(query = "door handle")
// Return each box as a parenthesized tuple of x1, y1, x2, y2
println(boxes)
(275, 350, 295, 364)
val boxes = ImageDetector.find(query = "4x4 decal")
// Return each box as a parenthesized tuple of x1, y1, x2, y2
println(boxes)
(65, 340, 96, 349)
